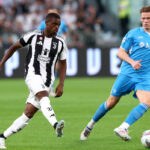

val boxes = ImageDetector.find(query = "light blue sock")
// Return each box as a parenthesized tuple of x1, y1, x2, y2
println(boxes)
(93, 102, 110, 122)
(125, 103, 149, 125)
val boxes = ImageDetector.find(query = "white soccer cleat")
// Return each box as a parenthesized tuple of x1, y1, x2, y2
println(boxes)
(56, 120, 65, 137)
(114, 127, 131, 141)
(0, 138, 6, 149)
(80, 127, 91, 141)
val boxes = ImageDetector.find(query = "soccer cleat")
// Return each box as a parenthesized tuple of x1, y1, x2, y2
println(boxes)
(56, 120, 65, 137)
(114, 127, 131, 141)
(80, 127, 92, 141)
(0, 138, 6, 149)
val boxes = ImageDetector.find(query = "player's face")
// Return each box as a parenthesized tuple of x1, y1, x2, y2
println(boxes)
(141, 12, 150, 32)
(46, 17, 60, 35)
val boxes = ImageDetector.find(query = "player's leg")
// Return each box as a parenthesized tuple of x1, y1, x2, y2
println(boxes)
(36, 91, 65, 137)
(80, 74, 133, 141)
(115, 90, 150, 141)
(25, 74, 65, 137)
(80, 95, 120, 140)
(0, 103, 38, 149)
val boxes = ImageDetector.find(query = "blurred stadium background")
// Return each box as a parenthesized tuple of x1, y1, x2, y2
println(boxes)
(0, 0, 150, 78)
(0, 0, 150, 150)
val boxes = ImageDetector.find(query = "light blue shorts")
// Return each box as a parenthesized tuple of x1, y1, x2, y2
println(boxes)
(111, 73, 150, 98)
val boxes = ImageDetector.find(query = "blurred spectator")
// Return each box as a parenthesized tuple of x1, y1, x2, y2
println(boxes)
(0, 0, 124, 48)
(77, 0, 88, 11)
(0, 37, 3, 49)
(17, 0, 29, 14)
(29, 0, 45, 12)
(83, 25, 96, 47)
(67, 30, 85, 48)
(15, 11, 33, 32)
(118, 0, 130, 37)
(3, 36, 14, 49)
(96, 0, 105, 14)
(85, 5, 98, 31)
(0, 7, 6, 33)
(62, 5, 77, 30)
(67, 18, 85, 48)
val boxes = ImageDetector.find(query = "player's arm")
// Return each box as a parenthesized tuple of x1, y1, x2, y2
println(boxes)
(55, 59, 67, 97)
(0, 41, 22, 71)
(118, 47, 142, 70)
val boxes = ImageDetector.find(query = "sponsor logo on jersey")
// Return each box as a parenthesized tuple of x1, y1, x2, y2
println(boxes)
(43, 48, 49, 55)
(139, 42, 145, 48)
(139, 42, 150, 48)
(37, 41, 43, 45)
(146, 43, 150, 48)
(37, 55, 50, 63)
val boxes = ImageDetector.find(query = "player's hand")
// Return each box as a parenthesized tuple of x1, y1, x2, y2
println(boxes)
(55, 83, 64, 98)
(131, 60, 142, 70)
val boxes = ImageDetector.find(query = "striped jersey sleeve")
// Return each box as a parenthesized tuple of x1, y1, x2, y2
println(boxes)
(19, 30, 40, 47)
(56, 35, 68, 60)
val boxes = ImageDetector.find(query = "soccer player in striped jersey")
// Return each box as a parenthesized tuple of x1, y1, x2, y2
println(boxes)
(80, 5, 150, 141)
(38, 8, 68, 96)
(0, 13, 67, 149)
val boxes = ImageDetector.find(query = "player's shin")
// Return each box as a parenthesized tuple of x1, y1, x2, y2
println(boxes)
(39, 97, 57, 126)
(93, 102, 110, 122)
(80, 102, 111, 140)
(3, 113, 30, 138)
(124, 103, 149, 128)
(88, 102, 111, 129)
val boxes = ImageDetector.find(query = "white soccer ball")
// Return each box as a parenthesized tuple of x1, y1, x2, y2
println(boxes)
(141, 130, 150, 148)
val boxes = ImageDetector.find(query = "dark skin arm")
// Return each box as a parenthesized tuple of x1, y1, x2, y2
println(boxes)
(55, 59, 67, 97)
(0, 41, 22, 70)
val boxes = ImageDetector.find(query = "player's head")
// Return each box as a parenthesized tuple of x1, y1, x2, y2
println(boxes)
(140, 6, 150, 32)
(45, 13, 60, 36)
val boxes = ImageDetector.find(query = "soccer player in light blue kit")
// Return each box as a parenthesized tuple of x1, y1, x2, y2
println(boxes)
(80, 5, 150, 141)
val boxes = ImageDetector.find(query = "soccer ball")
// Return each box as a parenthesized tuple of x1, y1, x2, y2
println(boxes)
(141, 130, 150, 148)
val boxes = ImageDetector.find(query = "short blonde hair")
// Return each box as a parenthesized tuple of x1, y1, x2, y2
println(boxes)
(47, 9, 59, 15)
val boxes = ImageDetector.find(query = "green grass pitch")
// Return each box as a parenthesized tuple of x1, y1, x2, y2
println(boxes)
(0, 77, 149, 150)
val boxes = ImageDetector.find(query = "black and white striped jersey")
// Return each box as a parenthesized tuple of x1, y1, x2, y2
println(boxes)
(19, 30, 68, 87)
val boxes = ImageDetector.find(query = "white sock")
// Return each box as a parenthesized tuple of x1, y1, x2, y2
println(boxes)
(40, 97, 57, 126)
(3, 113, 30, 138)
(87, 119, 95, 129)
(119, 122, 130, 130)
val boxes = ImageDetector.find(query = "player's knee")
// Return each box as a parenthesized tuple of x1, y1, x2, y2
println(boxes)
(107, 96, 120, 108)
(36, 91, 49, 100)
(24, 111, 35, 118)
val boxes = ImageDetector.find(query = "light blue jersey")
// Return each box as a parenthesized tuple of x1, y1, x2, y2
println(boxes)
(120, 27, 150, 78)
(111, 27, 150, 98)
(38, 19, 68, 35)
